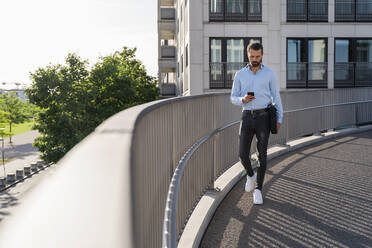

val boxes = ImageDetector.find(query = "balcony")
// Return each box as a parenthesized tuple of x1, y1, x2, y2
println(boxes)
(159, 58, 176, 72)
(160, 7, 175, 20)
(159, 83, 177, 96)
(335, 62, 372, 87)
(158, 7, 175, 40)
(287, 62, 327, 88)
(160, 45, 176, 59)
(158, 14, 175, 40)
(160, 0, 174, 7)
(159, 71, 176, 97)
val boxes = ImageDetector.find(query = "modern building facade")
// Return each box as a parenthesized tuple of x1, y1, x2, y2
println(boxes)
(0, 82, 28, 101)
(157, 0, 372, 96)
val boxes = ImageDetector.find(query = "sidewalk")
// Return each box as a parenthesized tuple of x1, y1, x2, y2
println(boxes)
(1, 131, 40, 178)
(200, 130, 372, 247)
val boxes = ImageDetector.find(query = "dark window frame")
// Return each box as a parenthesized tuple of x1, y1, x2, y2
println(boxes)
(335, 0, 372, 22)
(286, 37, 328, 88)
(180, 4, 183, 22)
(209, 37, 262, 89)
(287, 0, 329, 22)
(334, 37, 372, 87)
(181, 54, 184, 73)
(186, 45, 189, 67)
(209, 0, 262, 22)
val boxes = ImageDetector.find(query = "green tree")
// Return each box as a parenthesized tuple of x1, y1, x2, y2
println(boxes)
(27, 53, 91, 162)
(87, 47, 159, 126)
(0, 93, 28, 143)
(27, 47, 159, 163)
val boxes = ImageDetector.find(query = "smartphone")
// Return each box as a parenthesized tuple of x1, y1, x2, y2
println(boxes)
(247, 92, 255, 96)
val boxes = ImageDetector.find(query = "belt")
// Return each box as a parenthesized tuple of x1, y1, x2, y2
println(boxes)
(244, 108, 268, 115)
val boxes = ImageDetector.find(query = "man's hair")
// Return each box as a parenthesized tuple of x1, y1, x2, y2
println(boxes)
(247, 43, 263, 53)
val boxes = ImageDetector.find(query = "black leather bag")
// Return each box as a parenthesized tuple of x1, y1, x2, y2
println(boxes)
(267, 103, 278, 134)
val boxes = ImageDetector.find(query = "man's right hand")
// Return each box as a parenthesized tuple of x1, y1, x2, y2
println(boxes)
(242, 94, 256, 103)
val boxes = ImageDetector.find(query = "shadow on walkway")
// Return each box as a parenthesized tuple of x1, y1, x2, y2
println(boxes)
(4, 144, 38, 159)
(200, 131, 372, 248)
(0, 192, 19, 223)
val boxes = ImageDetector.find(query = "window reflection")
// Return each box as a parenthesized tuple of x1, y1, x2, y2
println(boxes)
(211, 39, 222, 82)
(227, 0, 244, 14)
(248, 0, 261, 14)
(308, 40, 326, 63)
(335, 40, 350, 62)
(210, 0, 223, 13)
(227, 39, 244, 82)
(227, 39, 244, 63)
(287, 38, 327, 87)
(356, 40, 372, 62)
(209, 37, 261, 88)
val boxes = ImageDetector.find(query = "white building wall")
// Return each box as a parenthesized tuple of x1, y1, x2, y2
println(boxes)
(188, 0, 204, 95)
(169, 0, 372, 95)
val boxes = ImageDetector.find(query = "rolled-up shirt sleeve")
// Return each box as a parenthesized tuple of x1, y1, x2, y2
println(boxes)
(269, 71, 283, 123)
(230, 72, 244, 106)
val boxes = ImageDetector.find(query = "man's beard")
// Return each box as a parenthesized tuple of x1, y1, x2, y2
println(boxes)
(250, 60, 262, 68)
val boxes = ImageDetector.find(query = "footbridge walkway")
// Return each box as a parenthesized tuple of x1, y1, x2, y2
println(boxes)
(0, 88, 371, 248)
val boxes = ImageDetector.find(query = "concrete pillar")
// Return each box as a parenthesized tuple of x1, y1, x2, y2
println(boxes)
(328, 37, 334, 89)
(0, 178, 6, 188)
(37, 160, 44, 169)
(31, 162, 38, 172)
(24, 166, 31, 176)
(7, 174, 15, 184)
(16, 170, 24, 180)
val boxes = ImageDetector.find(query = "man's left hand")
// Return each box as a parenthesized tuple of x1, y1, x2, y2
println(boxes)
(277, 123, 281, 132)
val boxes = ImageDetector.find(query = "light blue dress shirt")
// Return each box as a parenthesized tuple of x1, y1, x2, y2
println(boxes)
(230, 64, 283, 123)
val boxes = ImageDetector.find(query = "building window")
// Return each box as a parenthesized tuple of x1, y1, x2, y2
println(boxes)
(181, 55, 184, 73)
(177, 18, 179, 34)
(287, 0, 328, 22)
(335, 0, 372, 22)
(181, 4, 183, 22)
(287, 38, 328, 88)
(335, 38, 372, 87)
(209, 0, 262, 21)
(186, 45, 189, 67)
(209, 37, 261, 89)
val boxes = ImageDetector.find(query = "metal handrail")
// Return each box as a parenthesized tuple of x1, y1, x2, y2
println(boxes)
(162, 99, 372, 248)
(285, 100, 372, 113)
(162, 120, 238, 248)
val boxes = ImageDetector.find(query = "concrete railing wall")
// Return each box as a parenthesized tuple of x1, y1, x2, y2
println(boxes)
(0, 88, 371, 248)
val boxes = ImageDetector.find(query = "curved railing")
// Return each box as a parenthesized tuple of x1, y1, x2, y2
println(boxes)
(0, 88, 371, 248)
(162, 96, 372, 247)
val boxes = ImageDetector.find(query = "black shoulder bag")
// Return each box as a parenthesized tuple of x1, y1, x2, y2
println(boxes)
(267, 103, 278, 134)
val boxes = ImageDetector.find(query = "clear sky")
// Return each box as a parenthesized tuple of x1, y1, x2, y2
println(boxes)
(0, 0, 158, 86)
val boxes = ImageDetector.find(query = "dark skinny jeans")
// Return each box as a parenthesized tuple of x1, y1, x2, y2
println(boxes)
(239, 110, 270, 191)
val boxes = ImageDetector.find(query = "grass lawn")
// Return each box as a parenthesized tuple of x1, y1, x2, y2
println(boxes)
(0, 120, 35, 136)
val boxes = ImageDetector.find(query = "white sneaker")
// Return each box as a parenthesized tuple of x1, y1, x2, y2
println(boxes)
(253, 189, 263, 205)
(245, 172, 257, 192)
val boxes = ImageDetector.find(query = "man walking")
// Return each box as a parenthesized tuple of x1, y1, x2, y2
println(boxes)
(230, 43, 283, 205)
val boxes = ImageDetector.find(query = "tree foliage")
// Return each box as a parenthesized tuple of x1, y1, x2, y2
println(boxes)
(0, 93, 34, 141)
(27, 47, 159, 163)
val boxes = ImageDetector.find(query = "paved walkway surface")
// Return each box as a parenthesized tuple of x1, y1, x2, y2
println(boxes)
(200, 131, 372, 248)
(1, 131, 40, 177)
